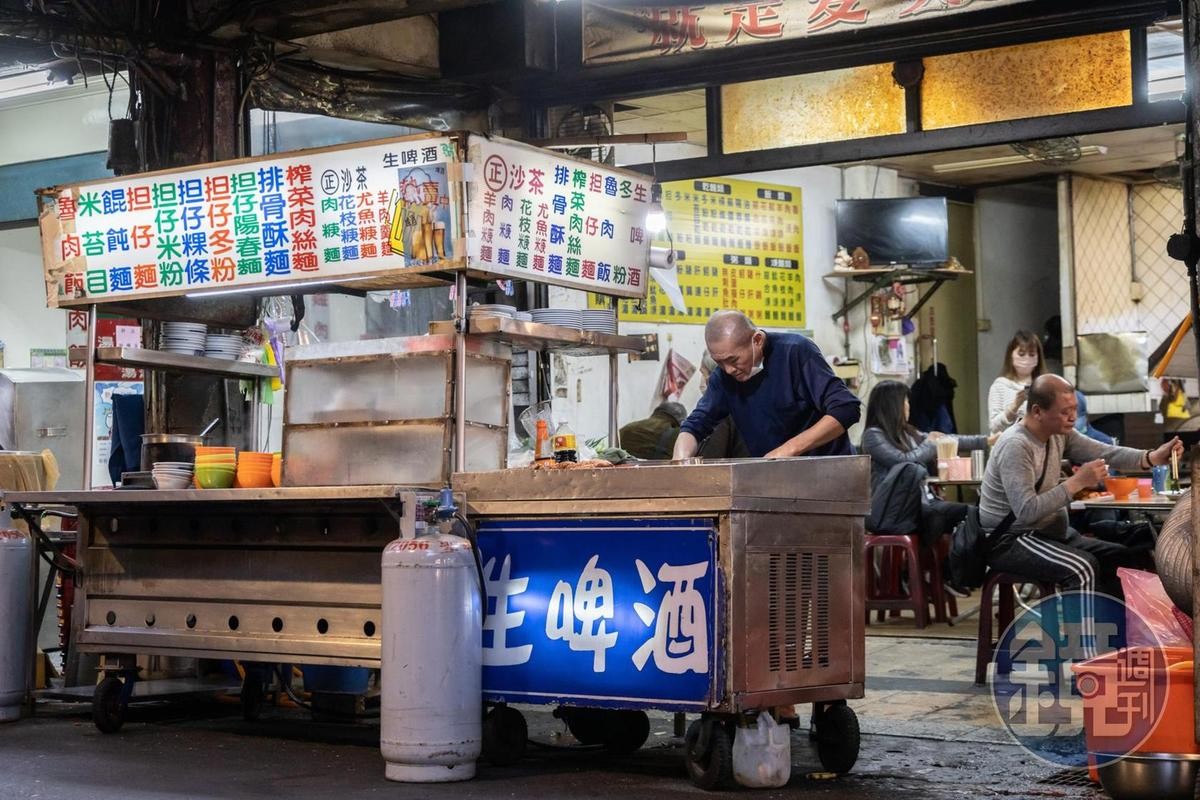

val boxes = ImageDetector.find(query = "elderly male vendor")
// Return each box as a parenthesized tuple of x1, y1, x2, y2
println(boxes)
(673, 310, 861, 459)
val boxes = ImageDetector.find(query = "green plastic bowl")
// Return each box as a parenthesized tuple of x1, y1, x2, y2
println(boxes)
(196, 468, 236, 489)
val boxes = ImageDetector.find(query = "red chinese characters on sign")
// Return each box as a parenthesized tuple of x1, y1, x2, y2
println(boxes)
(723, 2, 784, 44)
(641, 6, 708, 54)
(807, 0, 868, 33)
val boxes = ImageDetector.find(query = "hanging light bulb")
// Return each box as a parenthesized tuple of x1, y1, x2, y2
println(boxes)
(645, 184, 667, 235)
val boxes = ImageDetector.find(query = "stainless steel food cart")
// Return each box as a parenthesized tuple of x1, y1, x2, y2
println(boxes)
(453, 457, 870, 786)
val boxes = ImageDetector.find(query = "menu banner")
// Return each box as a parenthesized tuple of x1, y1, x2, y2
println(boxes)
(466, 137, 652, 300)
(39, 135, 460, 306)
(593, 176, 805, 327)
(582, 0, 1034, 65)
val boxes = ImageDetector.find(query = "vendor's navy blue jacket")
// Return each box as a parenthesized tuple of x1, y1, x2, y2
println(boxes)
(680, 333, 860, 457)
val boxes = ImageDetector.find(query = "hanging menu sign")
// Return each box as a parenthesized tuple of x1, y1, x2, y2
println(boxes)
(39, 135, 460, 307)
(466, 136, 652, 299)
(590, 176, 805, 326)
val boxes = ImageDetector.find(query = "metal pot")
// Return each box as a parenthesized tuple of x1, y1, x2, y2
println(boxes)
(140, 433, 207, 471)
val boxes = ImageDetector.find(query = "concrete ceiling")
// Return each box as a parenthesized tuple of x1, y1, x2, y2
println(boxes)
(854, 124, 1185, 187)
(613, 90, 707, 146)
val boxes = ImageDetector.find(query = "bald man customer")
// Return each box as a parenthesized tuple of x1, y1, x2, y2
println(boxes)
(673, 310, 861, 459)
(979, 374, 1182, 641)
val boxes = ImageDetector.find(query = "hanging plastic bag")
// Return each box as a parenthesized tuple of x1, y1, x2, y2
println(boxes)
(732, 712, 791, 788)
(1118, 567, 1190, 648)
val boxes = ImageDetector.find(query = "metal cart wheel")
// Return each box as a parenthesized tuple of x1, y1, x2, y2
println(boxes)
(92, 675, 128, 734)
(482, 704, 528, 766)
(684, 717, 734, 790)
(814, 702, 860, 774)
(559, 707, 650, 754)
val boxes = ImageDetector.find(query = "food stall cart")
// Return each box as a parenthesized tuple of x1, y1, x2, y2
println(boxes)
(5, 131, 870, 788)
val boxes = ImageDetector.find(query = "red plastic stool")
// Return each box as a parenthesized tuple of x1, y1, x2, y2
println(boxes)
(923, 536, 958, 624)
(974, 571, 1057, 685)
(865, 533, 928, 629)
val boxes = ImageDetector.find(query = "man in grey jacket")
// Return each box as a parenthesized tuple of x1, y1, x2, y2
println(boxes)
(980, 374, 1181, 628)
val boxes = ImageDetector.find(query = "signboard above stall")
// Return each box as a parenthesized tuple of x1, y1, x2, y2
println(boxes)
(466, 137, 653, 300)
(582, 0, 1035, 65)
(38, 133, 653, 307)
(38, 134, 463, 307)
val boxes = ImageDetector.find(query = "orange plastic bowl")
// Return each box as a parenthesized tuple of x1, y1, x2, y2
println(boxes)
(1104, 477, 1138, 500)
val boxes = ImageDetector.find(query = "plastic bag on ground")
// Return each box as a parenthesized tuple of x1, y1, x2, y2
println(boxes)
(1118, 567, 1190, 648)
(732, 711, 791, 788)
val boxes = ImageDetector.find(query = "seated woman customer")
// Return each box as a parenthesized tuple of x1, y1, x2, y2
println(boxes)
(861, 379, 995, 545)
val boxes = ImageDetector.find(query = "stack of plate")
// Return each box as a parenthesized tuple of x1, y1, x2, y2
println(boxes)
(159, 322, 208, 356)
(530, 308, 583, 330)
(582, 309, 617, 335)
(468, 304, 517, 321)
(205, 333, 244, 360)
(514, 311, 533, 322)
(152, 461, 194, 490)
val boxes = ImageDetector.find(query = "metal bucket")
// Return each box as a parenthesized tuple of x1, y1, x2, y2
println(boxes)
(140, 433, 206, 471)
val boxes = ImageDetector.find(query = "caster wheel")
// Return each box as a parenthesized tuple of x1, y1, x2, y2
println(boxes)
(241, 673, 265, 721)
(815, 703, 860, 774)
(562, 707, 606, 745)
(482, 705, 527, 766)
(601, 710, 649, 755)
(93, 676, 127, 734)
(684, 718, 733, 790)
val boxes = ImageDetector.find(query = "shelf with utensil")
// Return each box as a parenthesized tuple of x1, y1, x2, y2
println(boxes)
(822, 266, 973, 323)
(95, 347, 279, 379)
(428, 316, 645, 356)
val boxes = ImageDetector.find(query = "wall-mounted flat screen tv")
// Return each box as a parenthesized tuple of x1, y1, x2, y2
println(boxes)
(835, 197, 949, 267)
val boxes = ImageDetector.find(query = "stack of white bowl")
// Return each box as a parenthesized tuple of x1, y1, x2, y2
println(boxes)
(530, 308, 583, 330)
(159, 322, 208, 356)
(581, 309, 617, 335)
(205, 333, 244, 360)
(152, 461, 194, 490)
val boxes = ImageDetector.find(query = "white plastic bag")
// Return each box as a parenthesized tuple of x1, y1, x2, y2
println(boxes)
(732, 712, 791, 788)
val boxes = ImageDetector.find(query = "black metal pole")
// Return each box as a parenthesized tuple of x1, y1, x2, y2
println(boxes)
(1185, 0, 1200, 379)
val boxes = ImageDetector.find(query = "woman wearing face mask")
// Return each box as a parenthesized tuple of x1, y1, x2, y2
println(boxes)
(987, 330, 1045, 434)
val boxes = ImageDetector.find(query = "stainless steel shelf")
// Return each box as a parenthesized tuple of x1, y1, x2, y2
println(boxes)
(96, 347, 278, 378)
(429, 316, 646, 356)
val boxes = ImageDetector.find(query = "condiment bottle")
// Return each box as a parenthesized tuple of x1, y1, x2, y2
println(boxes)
(535, 419, 554, 463)
(552, 421, 577, 463)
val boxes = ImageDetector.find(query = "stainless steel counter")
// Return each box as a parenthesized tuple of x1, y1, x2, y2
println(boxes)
(4, 485, 419, 677)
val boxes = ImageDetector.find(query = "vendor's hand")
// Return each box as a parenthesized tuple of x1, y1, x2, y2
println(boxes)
(764, 445, 794, 459)
(987, 433, 1000, 447)
(1149, 436, 1184, 467)
(927, 432, 945, 441)
(1069, 458, 1108, 492)
(1007, 389, 1028, 417)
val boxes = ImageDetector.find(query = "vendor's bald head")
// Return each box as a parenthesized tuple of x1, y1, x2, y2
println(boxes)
(1025, 373, 1079, 435)
(704, 310, 766, 382)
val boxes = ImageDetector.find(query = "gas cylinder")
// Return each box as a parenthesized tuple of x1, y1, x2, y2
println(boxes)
(0, 521, 33, 723)
(380, 491, 482, 782)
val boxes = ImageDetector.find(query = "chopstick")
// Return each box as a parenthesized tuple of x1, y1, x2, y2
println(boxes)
(1171, 448, 1179, 483)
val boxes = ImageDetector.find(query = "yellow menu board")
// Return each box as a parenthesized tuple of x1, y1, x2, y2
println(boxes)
(589, 176, 804, 326)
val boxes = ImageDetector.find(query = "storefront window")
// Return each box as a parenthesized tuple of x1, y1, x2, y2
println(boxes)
(921, 31, 1133, 131)
(1147, 22, 1184, 102)
(720, 64, 907, 154)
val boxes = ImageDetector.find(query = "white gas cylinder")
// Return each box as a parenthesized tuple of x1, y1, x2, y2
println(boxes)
(0, 527, 33, 722)
(380, 530, 482, 782)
